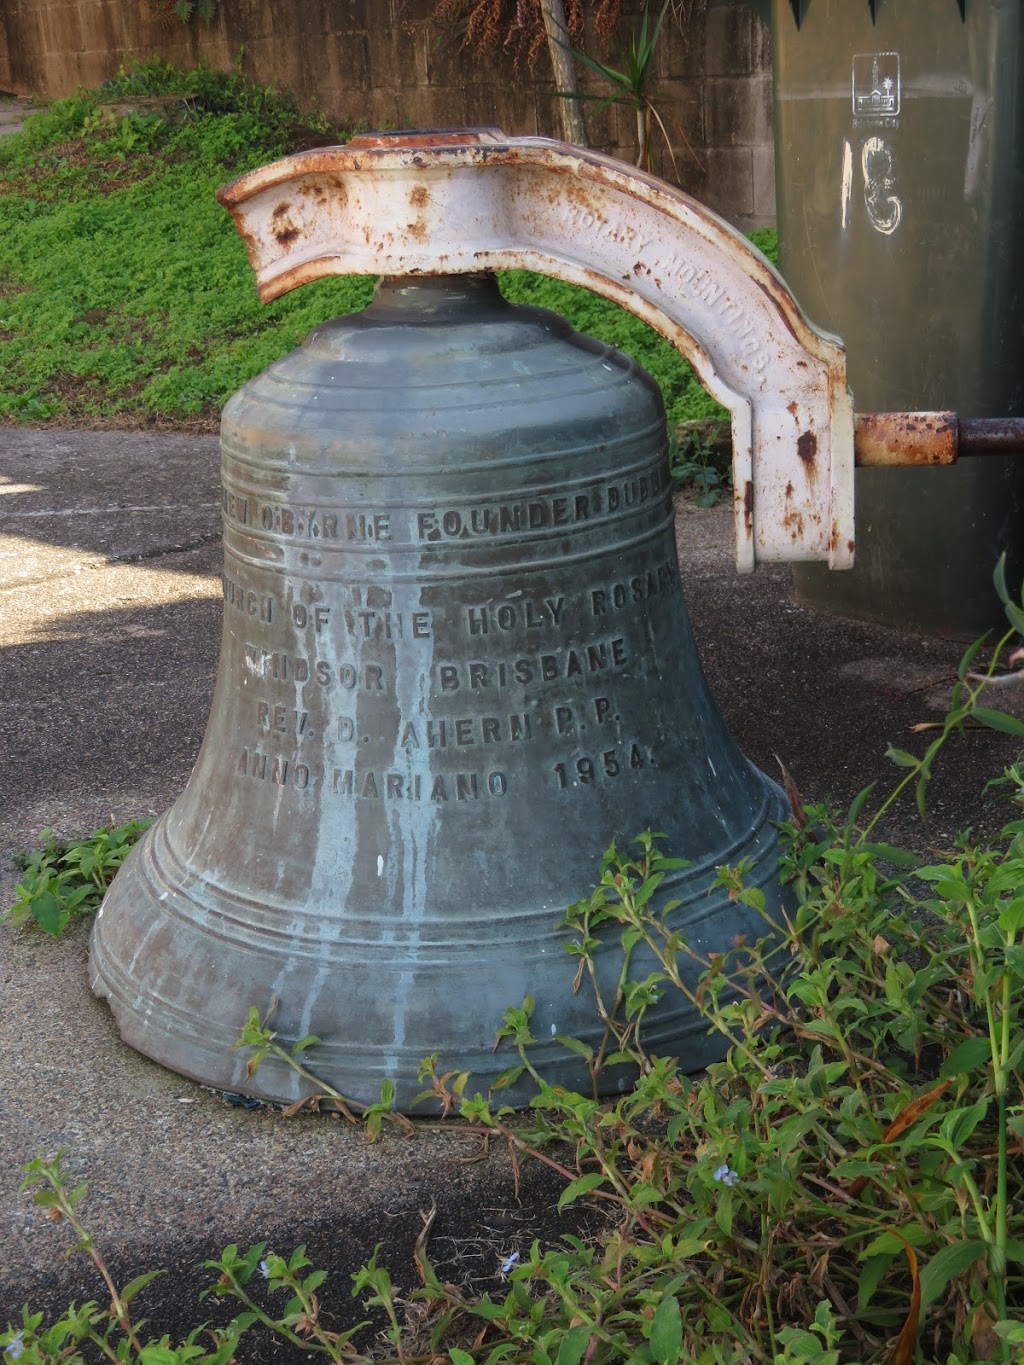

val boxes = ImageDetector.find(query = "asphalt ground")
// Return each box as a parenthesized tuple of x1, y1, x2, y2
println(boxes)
(2, 427, 1021, 1346)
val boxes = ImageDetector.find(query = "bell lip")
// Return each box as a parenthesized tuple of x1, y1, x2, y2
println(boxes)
(85, 970, 739, 1113)
(88, 778, 791, 1112)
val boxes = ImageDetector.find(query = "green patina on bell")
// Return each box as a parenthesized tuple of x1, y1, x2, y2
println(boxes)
(91, 272, 789, 1109)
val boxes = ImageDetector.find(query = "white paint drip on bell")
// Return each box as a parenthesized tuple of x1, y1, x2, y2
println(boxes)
(377, 855, 384, 877)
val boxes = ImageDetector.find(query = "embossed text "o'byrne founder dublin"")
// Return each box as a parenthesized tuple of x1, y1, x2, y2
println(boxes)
(221, 461, 670, 547)
(415, 462, 669, 543)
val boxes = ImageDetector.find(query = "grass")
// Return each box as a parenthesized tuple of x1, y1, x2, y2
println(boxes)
(0, 60, 776, 433)
(0, 61, 375, 426)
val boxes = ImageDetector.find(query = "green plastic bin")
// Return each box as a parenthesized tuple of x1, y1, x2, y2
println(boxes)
(768, 0, 1024, 635)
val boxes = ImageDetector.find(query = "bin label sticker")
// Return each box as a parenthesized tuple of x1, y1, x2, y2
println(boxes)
(852, 52, 900, 127)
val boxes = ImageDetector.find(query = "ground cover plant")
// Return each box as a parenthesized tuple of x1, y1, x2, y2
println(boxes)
(5, 563, 1024, 1362)
(0, 60, 373, 426)
(0, 62, 773, 437)
(5, 820, 152, 937)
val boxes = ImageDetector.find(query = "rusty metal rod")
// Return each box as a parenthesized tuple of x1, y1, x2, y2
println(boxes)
(957, 416, 1024, 456)
(854, 412, 1024, 466)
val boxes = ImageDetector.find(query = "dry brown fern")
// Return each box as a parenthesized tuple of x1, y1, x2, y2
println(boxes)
(432, 0, 626, 74)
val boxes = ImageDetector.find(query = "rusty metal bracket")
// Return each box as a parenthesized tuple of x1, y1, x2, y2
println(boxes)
(854, 412, 1024, 465)
(219, 129, 855, 574)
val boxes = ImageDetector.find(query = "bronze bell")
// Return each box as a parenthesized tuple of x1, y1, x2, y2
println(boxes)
(90, 268, 789, 1109)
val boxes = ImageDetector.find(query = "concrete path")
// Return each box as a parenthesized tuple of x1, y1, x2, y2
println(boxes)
(0, 99, 33, 139)
(1, 427, 1019, 1344)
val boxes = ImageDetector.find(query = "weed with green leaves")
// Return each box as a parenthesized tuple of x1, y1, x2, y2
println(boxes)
(4, 820, 152, 937)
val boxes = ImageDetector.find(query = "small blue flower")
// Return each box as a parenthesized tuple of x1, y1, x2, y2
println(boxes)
(5, 1333, 25, 1361)
(499, 1251, 520, 1277)
(713, 1163, 738, 1187)
(259, 1259, 270, 1279)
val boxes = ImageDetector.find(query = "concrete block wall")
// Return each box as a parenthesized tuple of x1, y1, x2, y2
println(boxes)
(702, 0, 775, 228)
(0, 0, 775, 230)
